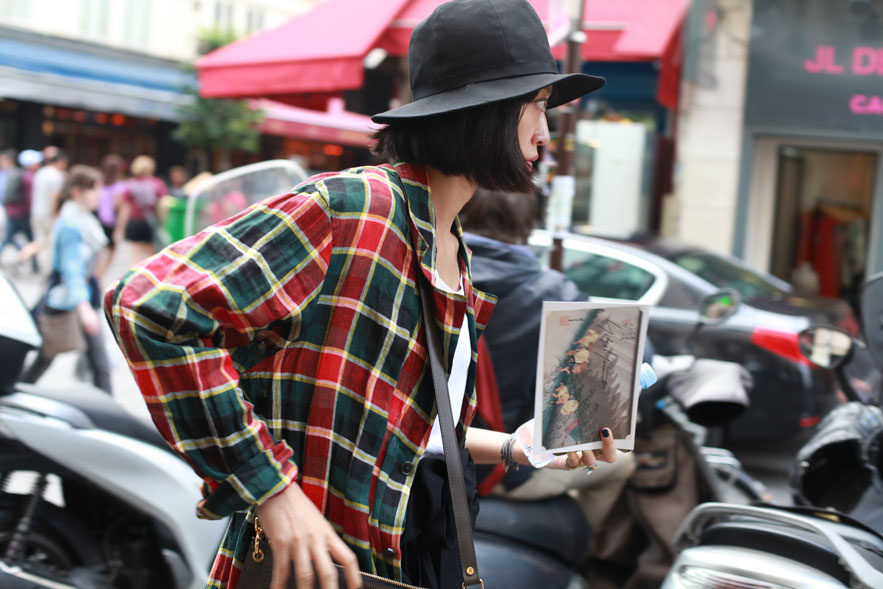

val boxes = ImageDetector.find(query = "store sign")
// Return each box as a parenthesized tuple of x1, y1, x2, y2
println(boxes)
(745, 0, 883, 134)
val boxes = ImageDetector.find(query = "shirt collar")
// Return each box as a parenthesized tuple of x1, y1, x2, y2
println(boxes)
(387, 162, 470, 291)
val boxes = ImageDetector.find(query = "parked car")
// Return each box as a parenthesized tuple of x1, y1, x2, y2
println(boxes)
(528, 229, 858, 442)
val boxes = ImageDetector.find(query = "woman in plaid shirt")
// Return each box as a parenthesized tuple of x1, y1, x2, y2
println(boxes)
(106, 1, 619, 588)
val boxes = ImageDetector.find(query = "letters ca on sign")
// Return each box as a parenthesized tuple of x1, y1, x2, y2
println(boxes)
(804, 45, 883, 115)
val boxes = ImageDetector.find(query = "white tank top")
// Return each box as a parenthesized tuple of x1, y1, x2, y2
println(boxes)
(424, 270, 470, 455)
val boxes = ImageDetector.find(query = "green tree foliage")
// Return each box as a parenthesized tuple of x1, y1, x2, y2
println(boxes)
(173, 28, 264, 170)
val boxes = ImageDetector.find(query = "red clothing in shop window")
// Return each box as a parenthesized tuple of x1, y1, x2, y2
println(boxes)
(794, 211, 844, 298)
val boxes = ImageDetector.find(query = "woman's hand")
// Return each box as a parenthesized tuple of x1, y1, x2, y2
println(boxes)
(536, 428, 618, 470)
(255, 482, 362, 589)
(510, 419, 618, 471)
(77, 302, 100, 337)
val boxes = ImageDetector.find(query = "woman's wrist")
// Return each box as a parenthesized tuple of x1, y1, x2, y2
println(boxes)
(499, 433, 518, 471)
(513, 438, 529, 466)
(500, 433, 531, 470)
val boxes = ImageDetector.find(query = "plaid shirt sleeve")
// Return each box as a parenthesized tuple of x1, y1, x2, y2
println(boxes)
(105, 187, 333, 519)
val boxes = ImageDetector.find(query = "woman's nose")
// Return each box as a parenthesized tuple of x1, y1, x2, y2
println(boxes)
(534, 114, 550, 146)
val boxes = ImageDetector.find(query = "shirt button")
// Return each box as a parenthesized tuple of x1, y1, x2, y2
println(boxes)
(398, 461, 414, 476)
(384, 547, 396, 559)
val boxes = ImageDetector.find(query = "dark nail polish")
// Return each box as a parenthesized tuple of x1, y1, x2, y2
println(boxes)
(601, 428, 610, 438)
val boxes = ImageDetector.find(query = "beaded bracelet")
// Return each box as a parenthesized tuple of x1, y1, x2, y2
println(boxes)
(500, 433, 520, 471)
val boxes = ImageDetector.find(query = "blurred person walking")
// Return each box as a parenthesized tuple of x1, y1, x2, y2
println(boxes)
(167, 164, 189, 198)
(95, 154, 128, 276)
(30, 147, 69, 268)
(460, 188, 637, 534)
(0, 149, 12, 203)
(0, 149, 41, 273)
(22, 166, 112, 395)
(114, 155, 166, 262)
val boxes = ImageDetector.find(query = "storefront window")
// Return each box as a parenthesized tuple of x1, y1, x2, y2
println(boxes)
(571, 112, 653, 236)
(770, 145, 877, 303)
(0, 100, 19, 149)
(40, 105, 158, 167)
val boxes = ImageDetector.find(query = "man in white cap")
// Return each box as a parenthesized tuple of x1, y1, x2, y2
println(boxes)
(30, 146, 68, 270)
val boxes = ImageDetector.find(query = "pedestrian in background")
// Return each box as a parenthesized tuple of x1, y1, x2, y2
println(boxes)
(114, 155, 166, 263)
(0, 149, 12, 194)
(461, 187, 637, 536)
(0, 149, 41, 273)
(22, 165, 112, 395)
(105, 1, 611, 588)
(31, 146, 68, 234)
(167, 165, 189, 198)
(30, 147, 68, 269)
(95, 154, 128, 277)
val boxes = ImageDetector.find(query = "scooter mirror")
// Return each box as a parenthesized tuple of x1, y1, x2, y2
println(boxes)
(860, 272, 883, 369)
(698, 289, 740, 325)
(0, 270, 42, 388)
(797, 326, 854, 369)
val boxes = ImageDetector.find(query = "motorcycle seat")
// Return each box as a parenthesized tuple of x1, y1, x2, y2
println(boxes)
(474, 493, 590, 567)
(7, 383, 176, 456)
(699, 518, 883, 585)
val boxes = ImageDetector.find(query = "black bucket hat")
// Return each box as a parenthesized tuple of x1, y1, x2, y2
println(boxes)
(372, 0, 605, 123)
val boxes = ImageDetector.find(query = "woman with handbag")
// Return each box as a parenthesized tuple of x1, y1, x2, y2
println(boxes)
(23, 165, 112, 395)
(113, 154, 166, 263)
(105, 2, 617, 588)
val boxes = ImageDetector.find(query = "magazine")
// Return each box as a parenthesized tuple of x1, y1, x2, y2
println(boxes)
(534, 301, 650, 453)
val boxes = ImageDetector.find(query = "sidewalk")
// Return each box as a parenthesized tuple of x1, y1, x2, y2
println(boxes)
(8, 241, 151, 422)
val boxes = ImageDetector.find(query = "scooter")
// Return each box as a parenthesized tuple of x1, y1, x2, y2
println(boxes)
(473, 290, 767, 588)
(0, 270, 227, 588)
(660, 273, 883, 589)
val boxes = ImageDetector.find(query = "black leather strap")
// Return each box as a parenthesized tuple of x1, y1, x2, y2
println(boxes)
(417, 276, 482, 587)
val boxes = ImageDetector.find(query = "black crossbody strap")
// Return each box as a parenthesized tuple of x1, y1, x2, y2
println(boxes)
(417, 276, 482, 588)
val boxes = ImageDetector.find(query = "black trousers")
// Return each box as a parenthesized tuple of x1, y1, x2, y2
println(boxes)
(400, 447, 480, 589)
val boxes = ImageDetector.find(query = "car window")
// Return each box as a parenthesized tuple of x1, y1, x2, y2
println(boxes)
(670, 253, 787, 302)
(562, 248, 656, 301)
(658, 274, 704, 309)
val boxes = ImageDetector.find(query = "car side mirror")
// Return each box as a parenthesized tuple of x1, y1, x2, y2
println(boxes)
(698, 289, 741, 325)
(798, 326, 854, 369)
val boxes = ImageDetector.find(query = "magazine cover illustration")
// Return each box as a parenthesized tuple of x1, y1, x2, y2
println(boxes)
(534, 301, 649, 453)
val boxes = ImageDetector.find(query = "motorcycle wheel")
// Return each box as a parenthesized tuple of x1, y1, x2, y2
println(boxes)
(0, 492, 80, 571)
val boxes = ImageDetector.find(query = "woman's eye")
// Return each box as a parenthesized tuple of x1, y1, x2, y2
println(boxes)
(536, 99, 548, 112)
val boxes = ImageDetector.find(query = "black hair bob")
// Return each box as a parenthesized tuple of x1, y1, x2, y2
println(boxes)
(372, 92, 537, 193)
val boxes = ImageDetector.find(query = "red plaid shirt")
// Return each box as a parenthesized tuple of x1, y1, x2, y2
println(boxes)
(105, 162, 495, 587)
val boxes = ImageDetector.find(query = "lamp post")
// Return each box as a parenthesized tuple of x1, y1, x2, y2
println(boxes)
(548, 0, 586, 271)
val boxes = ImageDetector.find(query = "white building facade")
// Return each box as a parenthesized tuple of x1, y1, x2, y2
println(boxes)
(0, 0, 320, 167)
(0, 0, 318, 61)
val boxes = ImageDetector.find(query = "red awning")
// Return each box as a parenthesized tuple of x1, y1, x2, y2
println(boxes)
(197, 0, 409, 99)
(569, 0, 690, 62)
(376, 0, 690, 61)
(198, 0, 688, 103)
(254, 97, 379, 147)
